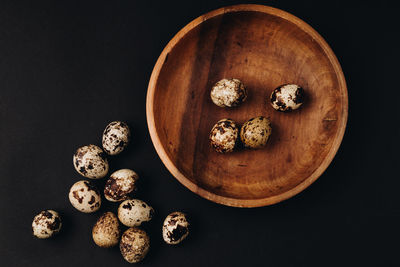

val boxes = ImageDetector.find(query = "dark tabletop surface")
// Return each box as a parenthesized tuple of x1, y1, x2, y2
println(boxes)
(0, 0, 398, 266)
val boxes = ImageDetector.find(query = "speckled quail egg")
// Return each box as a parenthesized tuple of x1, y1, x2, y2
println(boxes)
(118, 199, 154, 227)
(240, 116, 272, 149)
(209, 119, 239, 153)
(270, 84, 305, 111)
(104, 169, 139, 202)
(73, 144, 109, 179)
(120, 227, 150, 263)
(162, 212, 190, 245)
(32, 210, 62, 239)
(102, 121, 131, 155)
(92, 212, 121, 248)
(211, 78, 247, 107)
(68, 180, 101, 213)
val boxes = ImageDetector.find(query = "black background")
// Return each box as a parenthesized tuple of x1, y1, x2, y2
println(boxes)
(1, 0, 399, 266)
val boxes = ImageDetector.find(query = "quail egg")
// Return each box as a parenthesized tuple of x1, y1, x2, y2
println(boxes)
(73, 144, 109, 179)
(32, 210, 62, 239)
(104, 169, 139, 202)
(162, 212, 190, 245)
(102, 121, 131, 155)
(270, 84, 304, 111)
(68, 180, 101, 213)
(209, 119, 239, 153)
(92, 212, 121, 248)
(211, 78, 247, 107)
(118, 199, 154, 227)
(120, 227, 150, 263)
(240, 116, 272, 149)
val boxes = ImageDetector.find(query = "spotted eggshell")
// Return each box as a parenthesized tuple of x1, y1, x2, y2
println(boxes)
(68, 180, 101, 213)
(104, 169, 139, 202)
(32, 210, 62, 239)
(92, 212, 121, 248)
(162, 211, 189, 245)
(73, 145, 109, 179)
(240, 116, 272, 149)
(209, 119, 239, 153)
(102, 121, 130, 155)
(118, 199, 154, 227)
(120, 227, 150, 263)
(270, 84, 304, 111)
(210, 78, 247, 107)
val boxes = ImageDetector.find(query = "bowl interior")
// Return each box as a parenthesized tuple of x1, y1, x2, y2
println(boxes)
(150, 9, 346, 205)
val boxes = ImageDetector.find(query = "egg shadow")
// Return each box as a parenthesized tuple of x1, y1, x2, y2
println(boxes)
(131, 172, 153, 201)
(179, 210, 200, 247)
(89, 224, 123, 263)
(242, 84, 256, 107)
(234, 131, 245, 153)
(295, 88, 312, 113)
(264, 119, 280, 150)
(138, 205, 163, 264)
(120, 120, 145, 156)
(98, 196, 120, 215)
(52, 210, 74, 242)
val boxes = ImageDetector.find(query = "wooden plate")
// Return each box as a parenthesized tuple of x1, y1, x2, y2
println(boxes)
(146, 4, 348, 207)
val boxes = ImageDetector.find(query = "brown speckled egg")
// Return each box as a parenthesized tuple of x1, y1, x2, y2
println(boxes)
(162, 212, 189, 245)
(73, 145, 109, 179)
(118, 199, 154, 227)
(240, 116, 272, 149)
(120, 227, 150, 263)
(92, 212, 121, 248)
(210, 78, 247, 107)
(68, 180, 101, 213)
(209, 119, 239, 153)
(270, 84, 304, 111)
(102, 121, 131, 155)
(32, 210, 62, 239)
(104, 169, 139, 202)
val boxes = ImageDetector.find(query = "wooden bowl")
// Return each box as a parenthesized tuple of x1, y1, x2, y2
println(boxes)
(146, 4, 348, 207)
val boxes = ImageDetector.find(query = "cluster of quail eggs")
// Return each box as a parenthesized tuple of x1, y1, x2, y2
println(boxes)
(209, 78, 305, 153)
(32, 121, 190, 263)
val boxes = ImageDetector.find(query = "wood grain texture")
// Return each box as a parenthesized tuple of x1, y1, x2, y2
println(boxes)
(146, 5, 348, 207)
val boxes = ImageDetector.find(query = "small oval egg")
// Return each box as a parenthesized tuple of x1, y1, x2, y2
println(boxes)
(118, 199, 154, 227)
(104, 169, 139, 202)
(120, 227, 150, 263)
(68, 180, 101, 213)
(162, 211, 190, 245)
(270, 84, 304, 111)
(210, 78, 247, 107)
(32, 210, 62, 239)
(73, 144, 109, 179)
(92, 212, 121, 248)
(102, 121, 131, 155)
(240, 116, 272, 149)
(209, 119, 239, 153)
